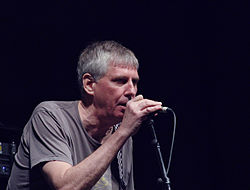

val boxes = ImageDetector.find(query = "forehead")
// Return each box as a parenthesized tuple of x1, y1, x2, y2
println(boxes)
(105, 64, 139, 78)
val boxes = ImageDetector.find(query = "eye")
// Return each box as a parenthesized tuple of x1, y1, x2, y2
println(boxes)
(132, 79, 139, 86)
(112, 78, 128, 85)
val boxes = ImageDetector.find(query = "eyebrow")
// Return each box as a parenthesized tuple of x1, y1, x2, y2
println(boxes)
(112, 76, 139, 83)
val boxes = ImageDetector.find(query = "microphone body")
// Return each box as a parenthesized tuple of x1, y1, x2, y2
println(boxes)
(148, 106, 170, 118)
(158, 106, 169, 114)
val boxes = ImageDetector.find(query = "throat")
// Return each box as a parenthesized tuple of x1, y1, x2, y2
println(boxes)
(78, 101, 115, 143)
(87, 126, 114, 143)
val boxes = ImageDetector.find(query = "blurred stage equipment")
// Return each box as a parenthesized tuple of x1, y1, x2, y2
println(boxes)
(0, 121, 21, 186)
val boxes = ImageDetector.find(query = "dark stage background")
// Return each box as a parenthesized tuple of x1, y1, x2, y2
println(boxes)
(0, 1, 248, 190)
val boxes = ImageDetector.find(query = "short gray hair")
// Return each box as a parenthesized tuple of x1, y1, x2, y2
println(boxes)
(77, 41, 139, 97)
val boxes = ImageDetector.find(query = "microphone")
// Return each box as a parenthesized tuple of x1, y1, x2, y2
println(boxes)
(158, 106, 169, 114)
(148, 106, 171, 118)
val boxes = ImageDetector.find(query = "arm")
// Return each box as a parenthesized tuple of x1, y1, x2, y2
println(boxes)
(42, 128, 129, 190)
(42, 95, 162, 190)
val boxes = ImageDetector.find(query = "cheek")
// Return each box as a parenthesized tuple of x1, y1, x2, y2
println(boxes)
(95, 86, 120, 105)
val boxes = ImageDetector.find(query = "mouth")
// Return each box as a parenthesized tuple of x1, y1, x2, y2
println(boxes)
(118, 103, 127, 108)
(117, 101, 127, 109)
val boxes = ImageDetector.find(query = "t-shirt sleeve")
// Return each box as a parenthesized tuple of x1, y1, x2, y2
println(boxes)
(29, 109, 73, 168)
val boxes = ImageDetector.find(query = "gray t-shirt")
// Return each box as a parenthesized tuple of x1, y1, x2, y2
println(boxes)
(7, 101, 134, 190)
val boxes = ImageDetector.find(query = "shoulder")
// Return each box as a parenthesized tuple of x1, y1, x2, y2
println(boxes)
(33, 101, 79, 114)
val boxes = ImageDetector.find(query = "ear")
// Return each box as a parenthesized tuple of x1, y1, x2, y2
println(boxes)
(82, 73, 96, 96)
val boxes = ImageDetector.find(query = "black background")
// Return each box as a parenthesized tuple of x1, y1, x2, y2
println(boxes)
(0, 1, 248, 190)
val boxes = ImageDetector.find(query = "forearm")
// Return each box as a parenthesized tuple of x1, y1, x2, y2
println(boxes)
(43, 128, 130, 190)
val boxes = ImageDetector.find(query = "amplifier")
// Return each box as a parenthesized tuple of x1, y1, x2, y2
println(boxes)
(0, 141, 16, 177)
(0, 163, 11, 176)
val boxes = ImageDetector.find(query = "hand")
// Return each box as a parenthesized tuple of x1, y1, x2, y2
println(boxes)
(120, 95, 162, 136)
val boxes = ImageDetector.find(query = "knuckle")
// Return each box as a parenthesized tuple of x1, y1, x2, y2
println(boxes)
(139, 100, 148, 108)
(138, 95, 143, 99)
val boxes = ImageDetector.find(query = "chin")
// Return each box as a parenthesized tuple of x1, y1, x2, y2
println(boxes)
(115, 113, 124, 119)
(113, 112, 124, 121)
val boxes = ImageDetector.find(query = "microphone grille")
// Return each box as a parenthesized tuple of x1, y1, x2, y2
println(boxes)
(161, 107, 168, 112)
(161, 106, 168, 113)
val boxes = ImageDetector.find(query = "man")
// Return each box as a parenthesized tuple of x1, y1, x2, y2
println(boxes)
(7, 41, 162, 189)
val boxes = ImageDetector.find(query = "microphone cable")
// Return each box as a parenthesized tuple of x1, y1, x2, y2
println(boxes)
(165, 107, 176, 176)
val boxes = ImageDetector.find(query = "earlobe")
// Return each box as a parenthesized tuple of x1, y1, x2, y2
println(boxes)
(82, 73, 95, 95)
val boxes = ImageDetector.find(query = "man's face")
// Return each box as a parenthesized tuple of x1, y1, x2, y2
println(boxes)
(93, 64, 139, 123)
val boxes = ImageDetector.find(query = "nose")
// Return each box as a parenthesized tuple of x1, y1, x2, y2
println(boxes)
(124, 80, 137, 99)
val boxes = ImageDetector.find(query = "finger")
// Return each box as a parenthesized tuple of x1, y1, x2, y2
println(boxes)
(131, 94, 144, 102)
(141, 104, 163, 115)
(138, 99, 162, 111)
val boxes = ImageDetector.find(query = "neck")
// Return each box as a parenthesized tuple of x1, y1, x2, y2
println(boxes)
(78, 100, 114, 142)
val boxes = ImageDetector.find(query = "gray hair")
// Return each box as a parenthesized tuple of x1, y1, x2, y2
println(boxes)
(77, 41, 139, 97)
